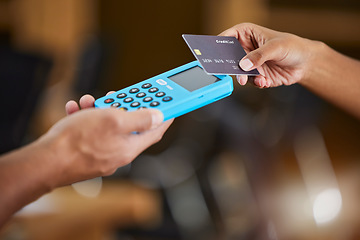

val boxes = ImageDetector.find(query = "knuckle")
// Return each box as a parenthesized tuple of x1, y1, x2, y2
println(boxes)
(250, 51, 264, 63)
(153, 132, 164, 144)
(136, 111, 153, 128)
(128, 110, 153, 132)
(102, 168, 117, 177)
(97, 160, 117, 176)
(236, 22, 251, 28)
(102, 110, 122, 129)
(120, 149, 135, 166)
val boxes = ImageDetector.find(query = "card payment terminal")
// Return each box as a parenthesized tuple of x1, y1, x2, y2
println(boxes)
(94, 61, 233, 121)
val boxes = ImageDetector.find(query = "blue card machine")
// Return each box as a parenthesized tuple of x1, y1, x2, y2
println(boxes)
(94, 61, 233, 121)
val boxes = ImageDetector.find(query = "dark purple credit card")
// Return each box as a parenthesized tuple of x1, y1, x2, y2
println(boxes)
(183, 34, 259, 76)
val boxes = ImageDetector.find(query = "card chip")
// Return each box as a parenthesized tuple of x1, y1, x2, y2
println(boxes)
(194, 49, 202, 55)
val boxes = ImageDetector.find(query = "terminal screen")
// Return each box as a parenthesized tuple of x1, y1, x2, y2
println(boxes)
(168, 66, 219, 92)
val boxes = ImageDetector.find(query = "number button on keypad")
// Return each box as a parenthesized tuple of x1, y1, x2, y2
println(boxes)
(129, 88, 140, 94)
(143, 97, 153, 102)
(141, 83, 152, 89)
(136, 92, 146, 98)
(124, 97, 134, 103)
(117, 93, 127, 99)
(111, 102, 121, 108)
(130, 102, 140, 108)
(150, 101, 160, 107)
(155, 92, 165, 97)
(148, 87, 159, 93)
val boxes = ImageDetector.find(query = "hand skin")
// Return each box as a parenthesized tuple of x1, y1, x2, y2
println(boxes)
(0, 94, 173, 227)
(220, 23, 360, 119)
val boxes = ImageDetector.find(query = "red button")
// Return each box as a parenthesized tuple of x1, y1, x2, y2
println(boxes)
(104, 98, 114, 104)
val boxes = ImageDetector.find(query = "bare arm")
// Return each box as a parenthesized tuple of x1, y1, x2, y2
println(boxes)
(301, 42, 360, 119)
(0, 140, 57, 226)
(220, 23, 360, 119)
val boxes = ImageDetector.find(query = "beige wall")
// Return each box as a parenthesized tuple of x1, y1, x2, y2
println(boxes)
(10, 0, 97, 56)
(203, 0, 269, 34)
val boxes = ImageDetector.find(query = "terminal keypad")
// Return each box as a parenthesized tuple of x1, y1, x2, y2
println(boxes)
(103, 81, 173, 111)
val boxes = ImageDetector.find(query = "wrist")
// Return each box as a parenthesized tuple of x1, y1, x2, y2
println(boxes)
(34, 130, 75, 189)
(301, 39, 329, 87)
(26, 138, 62, 192)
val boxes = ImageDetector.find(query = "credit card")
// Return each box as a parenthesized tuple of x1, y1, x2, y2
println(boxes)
(182, 34, 259, 76)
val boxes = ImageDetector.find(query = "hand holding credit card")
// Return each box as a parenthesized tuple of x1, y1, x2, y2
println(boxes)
(182, 34, 259, 76)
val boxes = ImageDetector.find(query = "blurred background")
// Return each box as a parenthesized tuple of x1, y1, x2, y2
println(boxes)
(0, 0, 360, 239)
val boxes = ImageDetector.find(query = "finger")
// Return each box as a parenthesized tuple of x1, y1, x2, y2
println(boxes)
(65, 100, 80, 115)
(79, 94, 95, 109)
(253, 75, 268, 88)
(265, 77, 271, 88)
(106, 91, 115, 96)
(115, 109, 164, 133)
(219, 27, 238, 38)
(239, 41, 285, 72)
(126, 119, 174, 160)
(236, 75, 248, 86)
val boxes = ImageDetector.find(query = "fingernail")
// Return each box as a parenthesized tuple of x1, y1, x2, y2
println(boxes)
(151, 110, 164, 127)
(261, 79, 266, 88)
(266, 80, 271, 88)
(240, 58, 254, 71)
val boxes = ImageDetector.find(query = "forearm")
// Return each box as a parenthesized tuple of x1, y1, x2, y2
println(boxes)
(0, 140, 59, 227)
(301, 41, 360, 119)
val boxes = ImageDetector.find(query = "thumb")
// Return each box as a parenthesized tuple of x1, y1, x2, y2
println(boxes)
(239, 41, 283, 71)
(117, 109, 164, 133)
